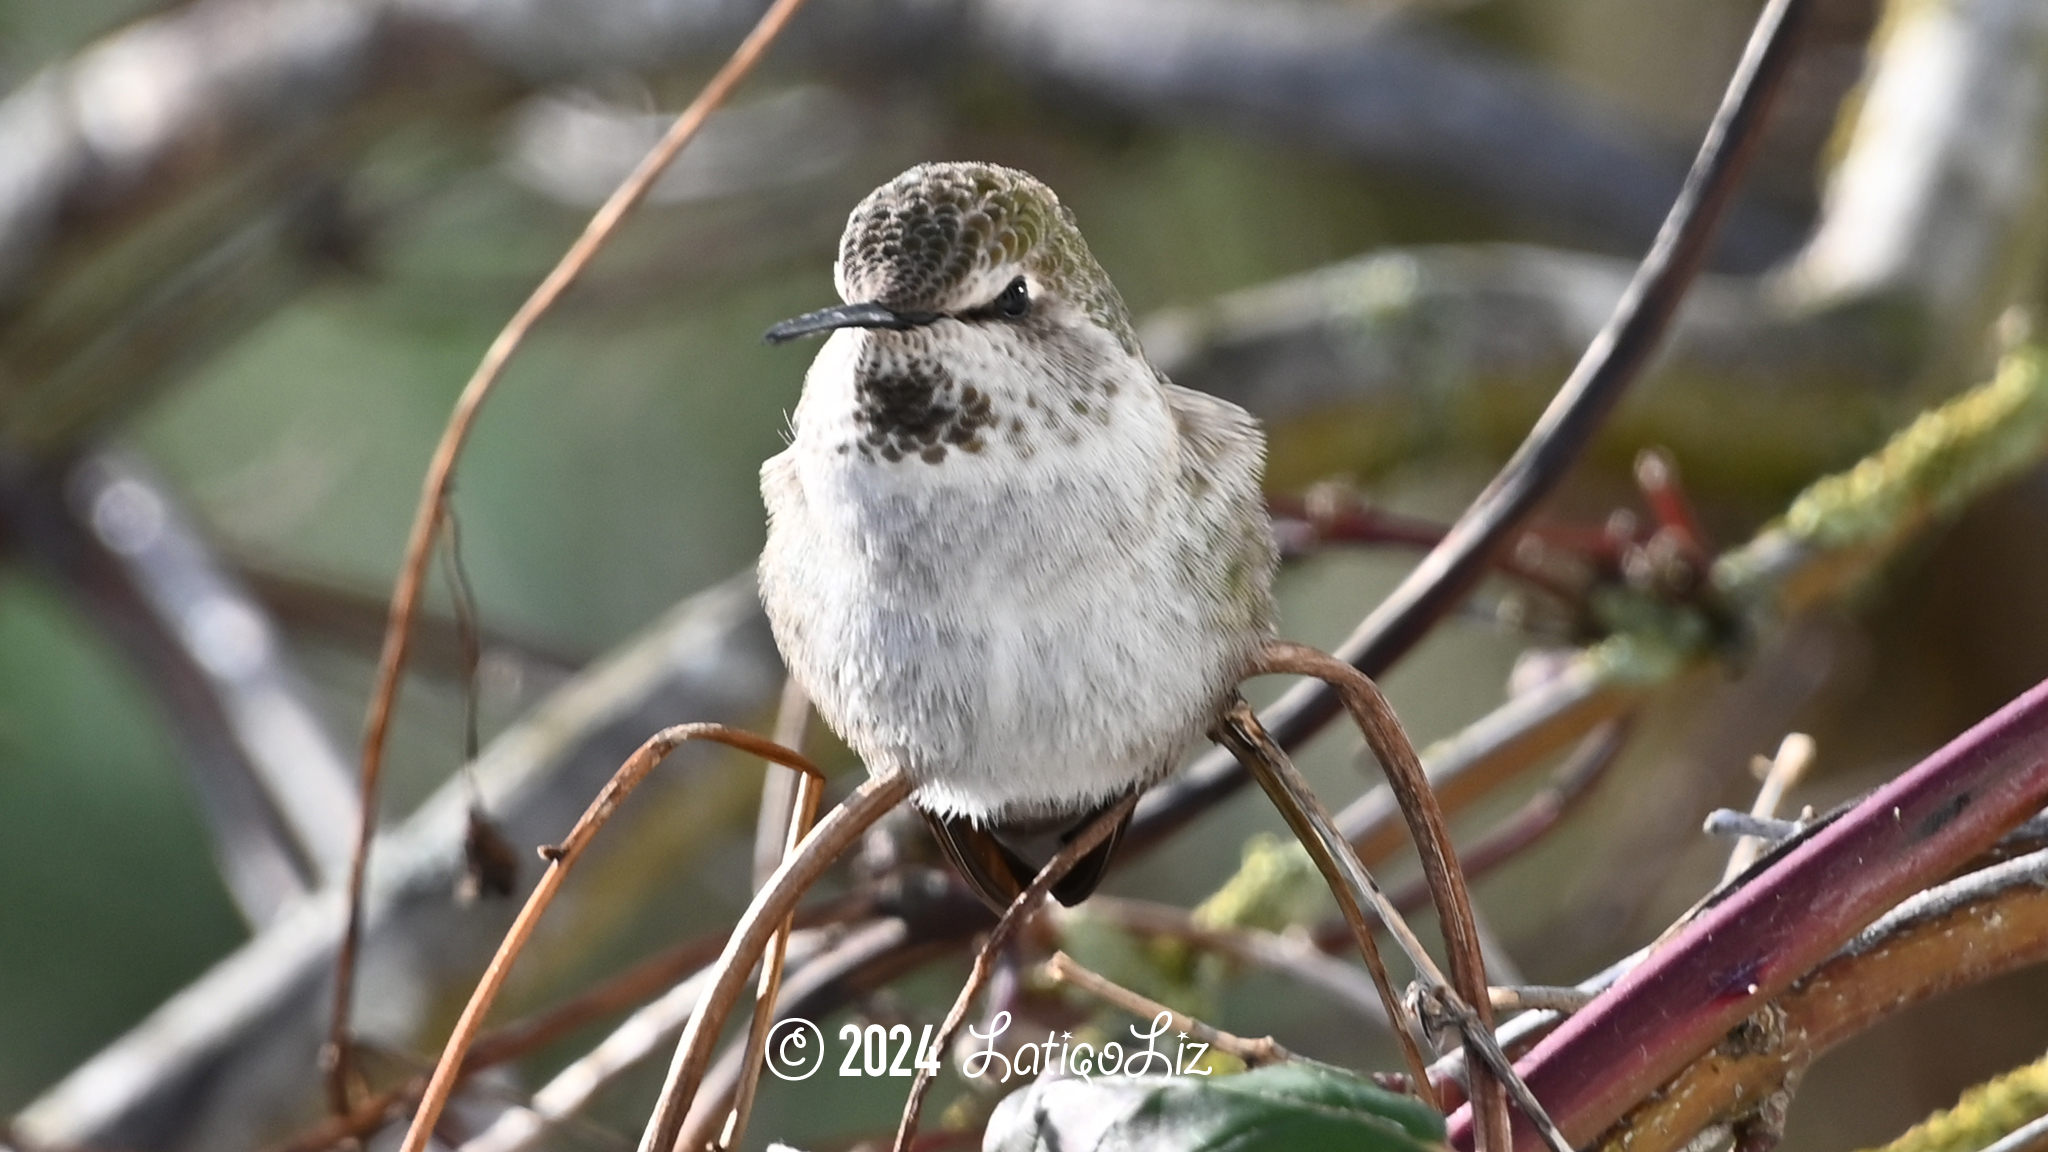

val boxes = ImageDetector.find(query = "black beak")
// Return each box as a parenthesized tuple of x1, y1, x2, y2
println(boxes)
(763, 301, 942, 345)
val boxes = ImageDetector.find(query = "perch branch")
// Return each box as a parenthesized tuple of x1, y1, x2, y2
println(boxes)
(219, 330, 2048, 1152)
(1212, 701, 1437, 1107)
(1250, 641, 1509, 1142)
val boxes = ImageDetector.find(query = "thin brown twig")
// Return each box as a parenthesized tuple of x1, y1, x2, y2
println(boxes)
(1217, 700, 1571, 1150)
(438, 503, 484, 766)
(1237, 653, 1573, 1152)
(1043, 950, 1295, 1068)
(1212, 701, 1575, 1152)
(396, 724, 823, 1152)
(1249, 640, 1514, 1148)
(326, 0, 817, 1111)
(890, 795, 1143, 1152)
(642, 770, 915, 1152)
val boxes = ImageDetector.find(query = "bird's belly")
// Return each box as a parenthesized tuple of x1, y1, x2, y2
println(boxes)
(763, 472, 1251, 822)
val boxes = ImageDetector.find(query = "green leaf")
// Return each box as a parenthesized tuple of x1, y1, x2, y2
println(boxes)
(984, 1062, 1447, 1152)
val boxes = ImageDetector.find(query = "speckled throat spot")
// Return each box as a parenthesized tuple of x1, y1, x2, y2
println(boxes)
(848, 355, 998, 464)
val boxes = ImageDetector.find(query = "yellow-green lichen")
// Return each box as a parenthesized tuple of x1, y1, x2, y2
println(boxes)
(1784, 346, 2048, 547)
(1715, 344, 2048, 604)
(1853, 1049, 2048, 1152)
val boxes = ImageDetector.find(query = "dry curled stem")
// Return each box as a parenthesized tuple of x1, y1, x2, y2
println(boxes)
(1248, 640, 1515, 1147)
(396, 725, 822, 1152)
(1213, 700, 1439, 1105)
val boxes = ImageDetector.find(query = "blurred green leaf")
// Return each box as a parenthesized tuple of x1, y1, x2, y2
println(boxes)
(984, 1061, 1446, 1151)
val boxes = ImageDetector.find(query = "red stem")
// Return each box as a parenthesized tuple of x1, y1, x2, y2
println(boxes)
(1447, 675, 2048, 1149)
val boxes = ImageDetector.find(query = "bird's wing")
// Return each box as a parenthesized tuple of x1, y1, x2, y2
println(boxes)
(1161, 381, 1267, 502)
(1162, 380, 1278, 630)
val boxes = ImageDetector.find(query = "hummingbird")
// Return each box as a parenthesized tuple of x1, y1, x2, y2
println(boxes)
(757, 162, 1277, 910)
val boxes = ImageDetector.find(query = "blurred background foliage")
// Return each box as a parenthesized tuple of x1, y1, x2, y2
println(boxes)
(4, 0, 2048, 1148)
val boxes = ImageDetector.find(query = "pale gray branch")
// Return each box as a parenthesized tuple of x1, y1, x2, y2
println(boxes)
(0, 449, 356, 923)
(14, 573, 783, 1150)
(1783, 0, 2048, 373)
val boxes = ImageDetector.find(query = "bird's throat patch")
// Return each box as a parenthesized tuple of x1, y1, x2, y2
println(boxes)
(851, 357, 996, 464)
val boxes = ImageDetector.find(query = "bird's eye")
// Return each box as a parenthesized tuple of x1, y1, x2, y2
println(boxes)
(994, 277, 1031, 319)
